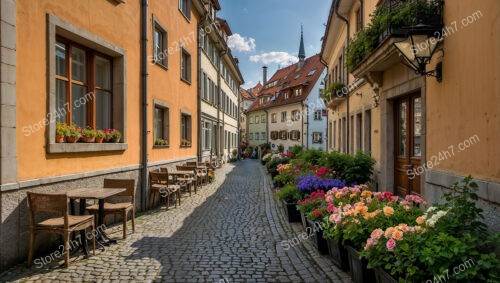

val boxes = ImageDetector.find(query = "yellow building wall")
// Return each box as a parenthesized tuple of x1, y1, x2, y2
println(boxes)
(426, 0, 500, 181)
(148, 0, 199, 162)
(16, 0, 141, 181)
(16, 0, 199, 181)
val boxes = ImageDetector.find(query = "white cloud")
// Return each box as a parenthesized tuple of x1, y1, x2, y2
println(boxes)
(249, 52, 299, 65)
(242, 81, 257, 89)
(227, 34, 256, 52)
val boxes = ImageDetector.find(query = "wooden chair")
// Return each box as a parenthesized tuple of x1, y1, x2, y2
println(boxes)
(175, 165, 198, 195)
(186, 161, 197, 166)
(86, 179, 135, 239)
(27, 192, 95, 268)
(149, 171, 180, 209)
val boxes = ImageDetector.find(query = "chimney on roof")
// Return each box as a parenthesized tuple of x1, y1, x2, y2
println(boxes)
(263, 66, 268, 86)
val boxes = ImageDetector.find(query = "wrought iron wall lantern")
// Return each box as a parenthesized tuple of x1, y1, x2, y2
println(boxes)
(393, 23, 444, 82)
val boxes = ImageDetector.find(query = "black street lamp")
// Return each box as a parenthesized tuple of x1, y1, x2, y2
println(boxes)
(393, 23, 443, 82)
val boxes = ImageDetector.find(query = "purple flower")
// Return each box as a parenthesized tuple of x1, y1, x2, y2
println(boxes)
(295, 174, 346, 192)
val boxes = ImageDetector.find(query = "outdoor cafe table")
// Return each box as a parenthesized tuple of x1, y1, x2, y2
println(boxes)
(66, 187, 126, 253)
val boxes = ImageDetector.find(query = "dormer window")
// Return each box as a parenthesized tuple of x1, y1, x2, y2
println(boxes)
(295, 88, 302, 97)
(307, 69, 317, 76)
(285, 92, 289, 99)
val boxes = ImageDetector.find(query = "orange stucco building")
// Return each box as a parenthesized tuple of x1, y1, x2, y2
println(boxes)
(0, 0, 219, 269)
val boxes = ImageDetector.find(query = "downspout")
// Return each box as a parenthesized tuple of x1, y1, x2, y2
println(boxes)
(263, 109, 269, 145)
(237, 85, 241, 158)
(302, 102, 307, 149)
(140, 0, 148, 211)
(320, 57, 329, 151)
(218, 49, 227, 157)
(335, 0, 350, 154)
(197, 15, 208, 162)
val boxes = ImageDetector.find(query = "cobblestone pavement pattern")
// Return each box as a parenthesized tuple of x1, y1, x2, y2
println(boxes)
(1, 160, 351, 283)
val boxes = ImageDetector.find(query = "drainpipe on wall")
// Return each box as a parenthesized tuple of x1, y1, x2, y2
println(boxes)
(335, 0, 350, 154)
(140, 0, 148, 211)
(218, 49, 227, 157)
(320, 58, 329, 151)
(197, 14, 209, 162)
(302, 102, 307, 149)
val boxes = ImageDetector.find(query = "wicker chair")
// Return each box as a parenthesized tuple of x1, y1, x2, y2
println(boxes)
(86, 179, 136, 239)
(27, 192, 95, 268)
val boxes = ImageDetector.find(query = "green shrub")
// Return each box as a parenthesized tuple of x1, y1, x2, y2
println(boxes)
(297, 149, 325, 166)
(277, 144, 284, 153)
(289, 145, 304, 156)
(319, 151, 375, 184)
(276, 184, 302, 203)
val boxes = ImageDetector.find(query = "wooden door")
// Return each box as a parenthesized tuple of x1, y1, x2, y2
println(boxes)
(394, 93, 422, 197)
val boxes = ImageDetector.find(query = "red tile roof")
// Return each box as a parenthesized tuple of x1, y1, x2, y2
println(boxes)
(240, 88, 254, 100)
(247, 54, 325, 112)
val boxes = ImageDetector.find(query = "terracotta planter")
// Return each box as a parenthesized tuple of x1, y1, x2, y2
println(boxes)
(55, 135, 66, 143)
(282, 200, 301, 222)
(306, 218, 329, 254)
(374, 268, 398, 283)
(346, 245, 375, 283)
(81, 136, 95, 143)
(66, 136, 79, 143)
(95, 137, 104, 143)
(326, 238, 349, 271)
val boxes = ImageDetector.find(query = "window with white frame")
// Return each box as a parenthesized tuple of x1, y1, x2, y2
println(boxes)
(313, 132, 323, 143)
(290, 130, 300, 141)
(271, 113, 277, 123)
(281, 111, 287, 122)
(314, 110, 322, 120)
(255, 115, 260, 124)
(202, 121, 212, 150)
(292, 110, 301, 121)
(261, 114, 266, 123)
(153, 18, 167, 67)
(255, 132, 260, 140)
(280, 130, 288, 140)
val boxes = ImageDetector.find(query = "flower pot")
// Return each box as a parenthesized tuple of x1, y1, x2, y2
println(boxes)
(95, 137, 104, 143)
(306, 218, 329, 255)
(81, 136, 95, 143)
(374, 268, 398, 283)
(110, 137, 121, 143)
(326, 238, 349, 271)
(282, 200, 301, 222)
(346, 245, 375, 283)
(55, 135, 66, 143)
(66, 136, 79, 143)
(300, 212, 309, 231)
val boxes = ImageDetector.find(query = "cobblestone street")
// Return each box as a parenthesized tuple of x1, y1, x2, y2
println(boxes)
(0, 160, 351, 283)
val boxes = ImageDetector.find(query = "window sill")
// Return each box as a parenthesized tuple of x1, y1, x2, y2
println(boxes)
(180, 145, 192, 148)
(47, 143, 128, 153)
(153, 145, 170, 149)
(154, 61, 168, 71)
(181, 77, 192, 85)
(179, 9, 191, 23)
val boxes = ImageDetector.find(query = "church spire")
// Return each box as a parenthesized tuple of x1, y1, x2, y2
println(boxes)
(298, 25, 306, 68)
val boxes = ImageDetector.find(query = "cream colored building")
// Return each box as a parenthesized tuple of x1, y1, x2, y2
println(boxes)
(199, 1, 243, 161)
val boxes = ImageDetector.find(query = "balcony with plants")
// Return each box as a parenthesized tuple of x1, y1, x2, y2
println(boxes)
(346, 0, 444, 79)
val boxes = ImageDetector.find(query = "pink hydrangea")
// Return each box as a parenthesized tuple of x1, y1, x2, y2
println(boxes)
(386, 238, 396, 252)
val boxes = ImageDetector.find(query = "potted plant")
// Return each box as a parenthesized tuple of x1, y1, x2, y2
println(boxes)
(95, 130, 106, 143)
(297, 190, 325, 231)
(154, 138, 168, 146)
(55, 123, 68, 143)
(80, 128, 97, 143)
(181, 139, 191, 147)
(104, 129, 122, 143)
(361, 177, 500, 283)
(306, 206, 330, 254)
(65, 124, 81, 143)
(276, 184, 302, 223)
(208, 171, 215, 183)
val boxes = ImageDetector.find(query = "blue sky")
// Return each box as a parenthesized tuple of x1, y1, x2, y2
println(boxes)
(218, 0, 331, 89)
